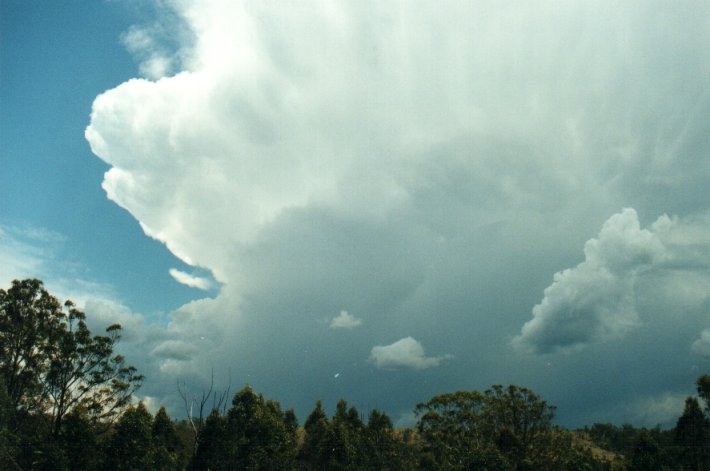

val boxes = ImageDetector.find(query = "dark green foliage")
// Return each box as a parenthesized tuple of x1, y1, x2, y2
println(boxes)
(192, 409, 229, 470)
(0, 379, 19, 470)
(364, 409, 395, 469)
(105, 402, 153, 471)
(627, 430, 666, 471)
(193, 386, 298, 470)
(225, 386, 298, 469)
(299, 400, 418, 470)
(697, 375, 710, 415)
(152, 406, 185, 470)
(674, 396, 710, 470)
(11, 409, 64, 470)
(59, 408, 100, 470)
(300, 400, 330, 468)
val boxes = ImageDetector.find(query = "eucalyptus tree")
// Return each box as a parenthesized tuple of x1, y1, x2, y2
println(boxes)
(0, 279, 143, 438)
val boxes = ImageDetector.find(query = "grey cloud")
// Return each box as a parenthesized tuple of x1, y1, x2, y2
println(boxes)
(150, 340, 198, 361)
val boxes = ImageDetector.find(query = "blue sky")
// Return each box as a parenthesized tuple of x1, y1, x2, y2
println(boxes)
(3, 0, 710, 429)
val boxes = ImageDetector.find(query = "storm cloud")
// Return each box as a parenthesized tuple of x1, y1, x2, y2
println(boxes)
(84, 0, 710, 426)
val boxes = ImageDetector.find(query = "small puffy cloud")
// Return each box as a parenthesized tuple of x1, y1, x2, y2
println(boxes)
(692, 329, 710, 356)
(370, 337, 449, 370)
(514, 209, 667, 354)
(169, 268, 212, 290)
(329, 310, 362, 329)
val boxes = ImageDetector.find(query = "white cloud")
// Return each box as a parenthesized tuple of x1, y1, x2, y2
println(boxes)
(0, 225, 47, 286)
(692, 329, 710, 357)
(514, 209, 710, 354)
(513, 209, 667, 353)
(329, 310, 362, 329)
(369, 337, 449, 370)
(169, 268, 212, 290)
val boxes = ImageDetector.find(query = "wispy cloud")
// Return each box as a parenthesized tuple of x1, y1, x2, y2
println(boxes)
(169, 268, 212, 290)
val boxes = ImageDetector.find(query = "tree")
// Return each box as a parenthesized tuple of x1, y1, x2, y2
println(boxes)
(483, 384, 556, 467)
(300, 400, 330, 468)
(415, 390, 508, 470)
(0, 279, 65, 411)
(151, 406, 184, 470)
(675, 396, 710, 470)
(192, 409, 228, 471)
(628, 430, 665, 471)
(224, 386, 297, 469)
(59, 407, 99, 471)
(415, 385, 561, 470)
(364, 409, 397, 469)
(105, 402, 153, 471)
(0, 379, 20, 470)
(177, 368, 231, 455)
(697, 375, 710, 415)
(0, 279, 143, 438)
(45, 300, 143, 437)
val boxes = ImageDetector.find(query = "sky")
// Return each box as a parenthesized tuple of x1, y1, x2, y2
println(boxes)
(2, 0, 710, 429)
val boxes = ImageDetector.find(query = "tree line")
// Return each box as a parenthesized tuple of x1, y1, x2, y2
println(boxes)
(2, 279, 710, 470)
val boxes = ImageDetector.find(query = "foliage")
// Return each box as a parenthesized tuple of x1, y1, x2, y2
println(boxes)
(696, 375, 710, 414)
(193, 386, 298, 470)
(0, 279, 143, 439)
(191, 409, 229, 470)
(59, 407, 100, 470)
(415, 384, 609, 470)
(152, 406, 185, 470)
(674, 396, 710, 470)
(105, 402, 153, 471)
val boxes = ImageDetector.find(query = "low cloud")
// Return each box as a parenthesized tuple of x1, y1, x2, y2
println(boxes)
(329, 310, 362, 329)
(370, 337, 449, 370)
(513, 209, 667, 354)
(169, 268, 212, 290)
(150, 340, 198, 361)
(692, 329, 710, 356)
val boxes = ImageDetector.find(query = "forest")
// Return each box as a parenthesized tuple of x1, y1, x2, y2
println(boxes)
(1, 278, 709, 470)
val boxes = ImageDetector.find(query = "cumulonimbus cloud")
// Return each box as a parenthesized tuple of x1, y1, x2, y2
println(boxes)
(369, 337, 449, 370)
(81, 0, 710, 424)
